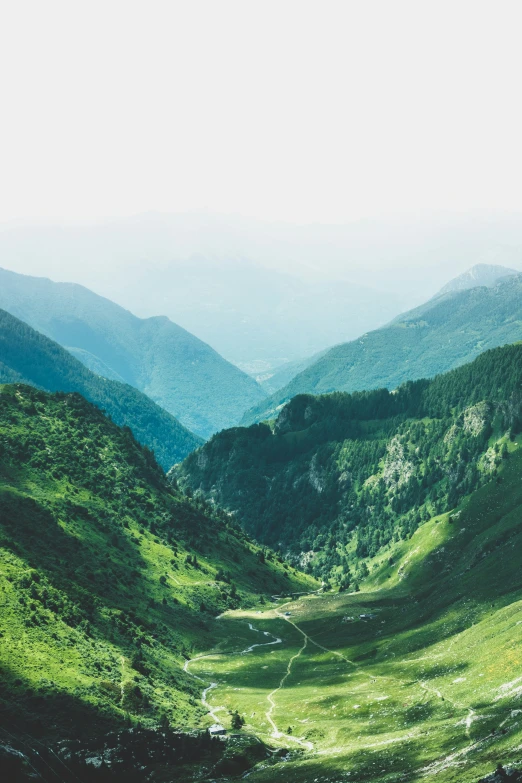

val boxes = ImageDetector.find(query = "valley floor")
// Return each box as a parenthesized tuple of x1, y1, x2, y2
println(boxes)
(188, 589, 522, 782)
(186, 454, 522, 783)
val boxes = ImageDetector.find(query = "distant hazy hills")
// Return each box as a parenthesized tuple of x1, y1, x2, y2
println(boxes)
(257, 351, 327, 394)
(118, 261, 412, 370)
(243, 267, 522, 425)
(0, 267, 265, 438)
(435, 262, 518, 295)
(6, 212, 522, 369)
(0, 308, 201, 469)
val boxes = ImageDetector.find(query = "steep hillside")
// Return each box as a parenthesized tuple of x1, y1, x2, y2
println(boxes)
(0, 385, 315, 755)
(0, 308, 201, 470)
(178, 342, 522, 584)
(0, 267, 265, 438)
(242, 273, 522, 425)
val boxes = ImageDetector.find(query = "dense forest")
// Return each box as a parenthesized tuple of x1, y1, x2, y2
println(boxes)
(0, 308, 202, 469)
(177, 342, 522, 585)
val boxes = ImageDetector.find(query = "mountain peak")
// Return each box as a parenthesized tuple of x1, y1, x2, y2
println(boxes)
(437, 263, 519, 296)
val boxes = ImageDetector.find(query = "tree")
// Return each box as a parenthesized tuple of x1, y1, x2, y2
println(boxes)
(231, 711, 245, 730)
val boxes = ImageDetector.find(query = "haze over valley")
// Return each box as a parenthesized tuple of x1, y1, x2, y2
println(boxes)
(4, 2, 522, 782)
(3, 211, 522, 375)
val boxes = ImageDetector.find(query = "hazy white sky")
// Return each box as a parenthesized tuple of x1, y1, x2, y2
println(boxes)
(1, 0, 522, 225)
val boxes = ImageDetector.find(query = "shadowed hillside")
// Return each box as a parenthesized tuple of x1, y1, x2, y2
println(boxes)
(0, 383, 315, 750)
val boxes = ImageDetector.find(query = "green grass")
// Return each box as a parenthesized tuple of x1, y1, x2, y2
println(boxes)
(183, 439, 522, 781)
(0, 383, 316, 742)
(5, 381, 522, 781)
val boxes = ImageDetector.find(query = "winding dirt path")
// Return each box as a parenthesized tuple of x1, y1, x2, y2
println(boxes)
(418, 680, 477, 740)
(265, 629, 312, 750)
(183, 621, 283, 727)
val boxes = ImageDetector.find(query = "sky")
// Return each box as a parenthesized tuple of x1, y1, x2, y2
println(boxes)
(2, 0, 522, 226)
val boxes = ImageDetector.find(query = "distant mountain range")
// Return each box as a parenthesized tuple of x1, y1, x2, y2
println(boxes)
(4, 212, 522, 369)
(256, 351, 327, 394)
(0, 308, 201, 469)
(435, 262, 517, 295)
(243, 266, 522, 425)
(0, 267, 265, 438)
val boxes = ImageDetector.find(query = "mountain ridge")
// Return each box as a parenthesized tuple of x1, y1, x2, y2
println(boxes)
(0, 383, 314, 762)
(242, 271, 522, 426)
(435, 262, 518, 296)
(0, 266, 266, 438)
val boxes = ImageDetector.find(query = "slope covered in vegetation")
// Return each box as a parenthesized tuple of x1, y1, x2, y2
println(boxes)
(0, 267, 266, 438)
(186, 436, 522, 782)
(243, 273, 522, 425)
(178, 342, 522, 584)
(0, 384, 315, 752)
(0, 308, 201, 469)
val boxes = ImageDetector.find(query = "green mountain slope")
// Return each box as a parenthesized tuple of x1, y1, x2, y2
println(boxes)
(0, 308, 201, 470)
(242, 273, 522, 425)
(184, 439, 522, 782)
(0, 384, 315, 750)
(0, 267, 266, 438)
(177, 342, 522, 584)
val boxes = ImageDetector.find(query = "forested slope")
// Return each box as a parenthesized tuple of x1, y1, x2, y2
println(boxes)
(178, 342, 522, 584)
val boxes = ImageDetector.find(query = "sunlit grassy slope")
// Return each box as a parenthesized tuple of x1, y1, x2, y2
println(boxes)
(189, 437, 522, 782)
(0, 384, 316, 742)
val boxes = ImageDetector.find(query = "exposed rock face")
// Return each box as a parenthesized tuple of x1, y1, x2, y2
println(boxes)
(0, 744, 35, 782)
(382, 436, 414, 488)
(463, 402, 490, 436)
(308, 453, 325, 493)
(0, 728, 268, 782)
